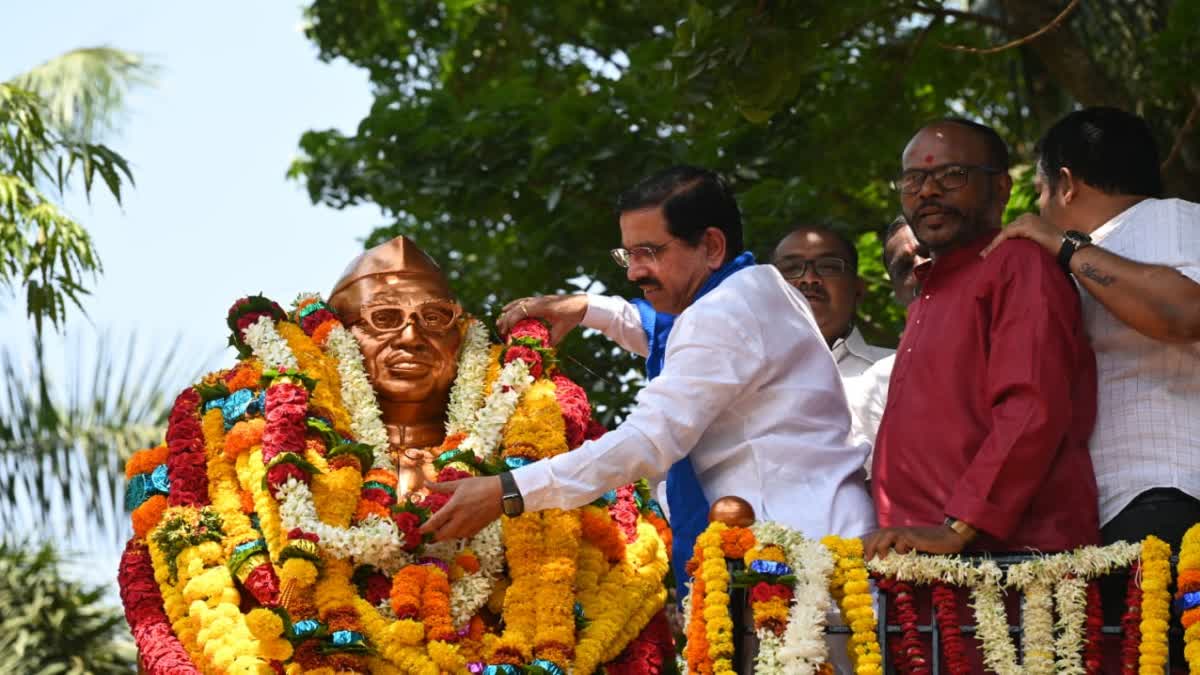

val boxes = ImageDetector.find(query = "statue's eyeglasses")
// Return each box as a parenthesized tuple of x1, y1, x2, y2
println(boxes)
(360, 300, 463, 334)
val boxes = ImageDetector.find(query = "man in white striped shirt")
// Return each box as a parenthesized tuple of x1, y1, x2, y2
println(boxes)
(982, 107, 1200, 665)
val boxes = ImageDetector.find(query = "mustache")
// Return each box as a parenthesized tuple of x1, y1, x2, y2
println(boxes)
(914, 201, 963, 220)
(634, 278, 662, 291)
(798, 284, 828, 301)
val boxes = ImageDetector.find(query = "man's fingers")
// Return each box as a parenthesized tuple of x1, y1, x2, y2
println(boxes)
(419, 501, 452, 534)
(425, 478, 460, 494)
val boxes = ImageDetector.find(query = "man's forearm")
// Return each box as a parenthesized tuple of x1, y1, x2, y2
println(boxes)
(1069, 245, 1200, 343)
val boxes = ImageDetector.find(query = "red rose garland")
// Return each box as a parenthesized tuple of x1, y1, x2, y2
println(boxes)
(166, 388, 208, 507)
(1120, 562, 1143, 675)
(550, 374, 590, 449)
(611, 484, 641, 543)
(508, 318, 551, 344)
(262, 381, 311, 494)
(504, 345, 544, 378)
(118, 540, 200, 675)
(879, 578, 929, 675)
(1084, 580, 1103, 675)
(931, 583, 970, 674)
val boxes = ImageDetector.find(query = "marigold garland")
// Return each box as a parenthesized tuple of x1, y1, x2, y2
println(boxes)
(1177, 524, 1200, 672)
(1139, 536, 1172, 674)
(821, 535, 883, 675)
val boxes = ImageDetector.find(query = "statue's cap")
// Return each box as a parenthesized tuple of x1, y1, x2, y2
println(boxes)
(328, 236, 453, 323)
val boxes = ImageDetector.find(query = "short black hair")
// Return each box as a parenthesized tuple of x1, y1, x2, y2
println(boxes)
(925, 117, 1010, 171)
(882, 215, 909, 268)
(774, 223, 859, 273)
(1036, 107, 1163, 198)
(617, 165, 743, 263)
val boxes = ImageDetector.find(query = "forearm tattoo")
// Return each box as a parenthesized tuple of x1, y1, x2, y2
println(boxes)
(1078, 262, 1116, 287)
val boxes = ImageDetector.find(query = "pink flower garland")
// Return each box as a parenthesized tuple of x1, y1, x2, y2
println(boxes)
(118, 540, 200, 674)
(262, 381, 311, 494)
(166, 388, 208, 507)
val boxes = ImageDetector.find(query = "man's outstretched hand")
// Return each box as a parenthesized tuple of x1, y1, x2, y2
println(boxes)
(862, 525, 969, 561)
(418, 475, 503, 542)
(497, 294, 588, 345)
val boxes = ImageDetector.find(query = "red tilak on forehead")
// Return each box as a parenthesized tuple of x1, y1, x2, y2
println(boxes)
(924, 154, 934, 164)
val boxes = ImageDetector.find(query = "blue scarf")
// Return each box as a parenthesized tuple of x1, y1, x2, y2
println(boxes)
(631, 250, 756, 601)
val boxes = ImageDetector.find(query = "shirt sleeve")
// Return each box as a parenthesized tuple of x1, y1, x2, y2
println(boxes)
(581, 294, 650, 357)
(513, 306, 764, 511)
(844, 356, 892, 467)
(943, 246, 1088, 540)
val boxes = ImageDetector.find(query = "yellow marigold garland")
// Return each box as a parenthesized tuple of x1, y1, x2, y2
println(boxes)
(821, 536, 883, 675)
(1139, 535, 1172, 674)
(1178, 524, 1200, 671)
(277, 321, 352, 437)
(696, 522, 737, 675)
(534, 509, 581, 666)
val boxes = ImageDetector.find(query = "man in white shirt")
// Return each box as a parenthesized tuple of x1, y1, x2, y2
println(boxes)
(844, 217, 928, 453)
(420, 166, 876, 580)
(983, 107, 1200, 554)
(772, 224, 893, 377)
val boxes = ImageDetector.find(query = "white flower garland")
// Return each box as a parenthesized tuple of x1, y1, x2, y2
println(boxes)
(456, 358, 532, 461)
(869, 541, 1144, 675)
(751, 521, 834, 675)
(1021, 580, 1056, 675)
(323, 322, 394, 473)
(275, 478, 409, 573)
(445, 319, 491, 436)
(243, 315, 299, 371)
(1053, 575, 1089, 675)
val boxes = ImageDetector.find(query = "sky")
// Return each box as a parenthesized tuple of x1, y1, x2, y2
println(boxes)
(0, 1, 384, 591)
(0, 1, 382, 371)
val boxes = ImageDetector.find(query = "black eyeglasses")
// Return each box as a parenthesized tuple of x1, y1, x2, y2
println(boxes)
(891, 164, 1003, 195)
(611, 241, 672, 268)
(359, 300, 463, 334)
(775, 257, 848, 280)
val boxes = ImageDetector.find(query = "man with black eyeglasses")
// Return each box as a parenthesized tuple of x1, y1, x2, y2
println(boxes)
(420, 166, 876, 625)
(772, 224, 893, 377)
(863, 118, 1100, 561)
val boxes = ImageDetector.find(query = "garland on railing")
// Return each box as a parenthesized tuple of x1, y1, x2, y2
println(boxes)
(1179, 524, 1200, 673)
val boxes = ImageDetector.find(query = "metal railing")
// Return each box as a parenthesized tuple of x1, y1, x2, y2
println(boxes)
(729, 552, 1178, 674)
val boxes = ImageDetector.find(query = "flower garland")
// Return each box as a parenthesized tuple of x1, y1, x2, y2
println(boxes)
(1084, 581, 1103, 675)
(276, 478, 406, 571)
(118, 540, 200, 674)
(456, 358, 532, 461)
(1177, 524, 1200, 672)
(165, 388, 208, 507)
(1020, 579, 1056, 675)
(1122, 561, 1143, 674)
(876, 577, 927, 674)
(1053, 575, 1089, 675)
(821, 535, 883, 675)
(242, 315, 299, 371)
(323, 319, 393, 472)
(445, 318, 491, 436)
(695, 521, 736, 675)
(1138, 536, 1172, 674)
(931, 583, 969, 675)
(757, 522, 833, 674)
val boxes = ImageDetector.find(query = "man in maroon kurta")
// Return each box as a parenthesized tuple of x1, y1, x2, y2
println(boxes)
(864, 119, 1099, 559)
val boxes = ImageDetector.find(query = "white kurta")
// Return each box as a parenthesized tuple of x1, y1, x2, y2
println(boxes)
(512, 264, 877, 540)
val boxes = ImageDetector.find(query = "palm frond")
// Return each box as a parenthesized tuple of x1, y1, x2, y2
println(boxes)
(7, 47, 157, 143)
(0, 329, 209, 591)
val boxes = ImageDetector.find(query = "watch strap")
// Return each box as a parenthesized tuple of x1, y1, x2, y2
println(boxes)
(499, 471, 524, 516)
(1057, 230, 1092, 271)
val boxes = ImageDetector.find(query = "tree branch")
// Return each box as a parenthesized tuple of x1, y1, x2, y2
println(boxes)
(1162, 91, 1200, 173)
(938, 0, 1079, 55)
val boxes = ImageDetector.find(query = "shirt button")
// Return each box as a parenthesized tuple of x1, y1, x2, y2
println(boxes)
(906, 348, 912, 353)
(924, 294, 931, 300)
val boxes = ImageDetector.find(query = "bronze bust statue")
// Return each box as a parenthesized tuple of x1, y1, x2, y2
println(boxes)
(327, 236, 464, 499)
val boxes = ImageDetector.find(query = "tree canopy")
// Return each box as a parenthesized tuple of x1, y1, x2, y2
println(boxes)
(292, 0, 1200, 419)
(1, 48, 152, 335)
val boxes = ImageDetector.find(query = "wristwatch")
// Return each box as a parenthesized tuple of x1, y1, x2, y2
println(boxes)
(943, 516, 978, 543)
(1057, 230, 1093, 272)
(498, 472, 524, 517)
